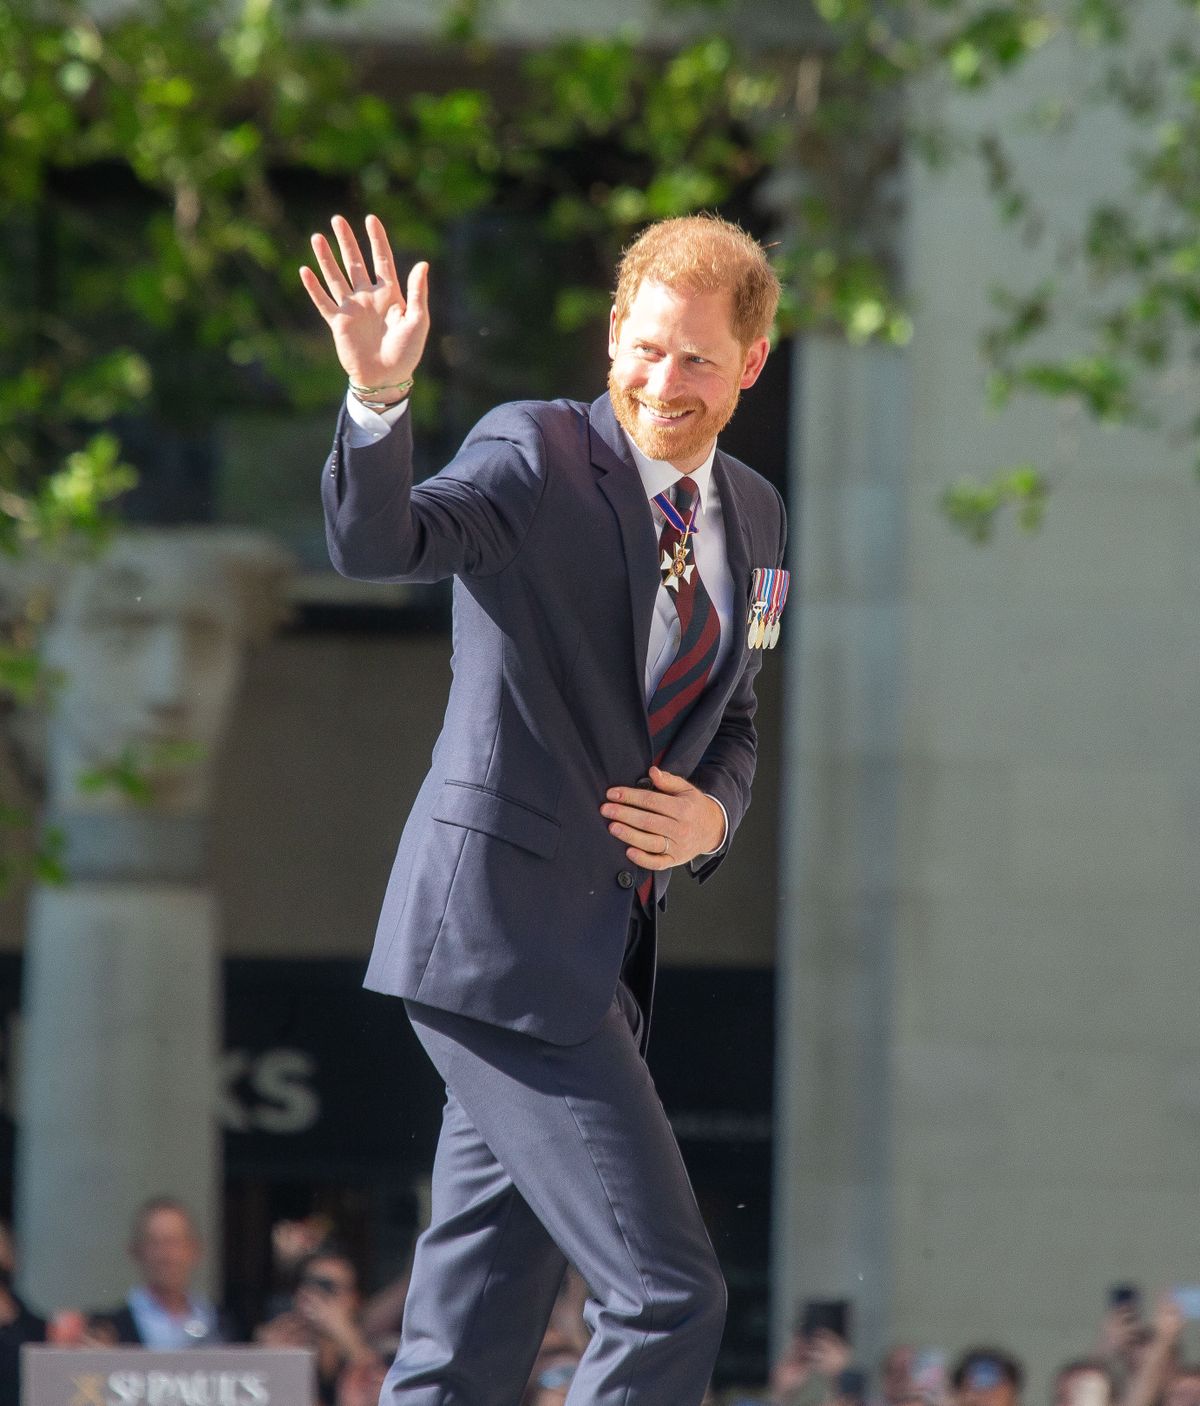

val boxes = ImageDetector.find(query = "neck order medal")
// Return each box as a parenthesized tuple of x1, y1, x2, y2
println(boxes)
(661, 537, 696, 591)
(652, 485, 699, 592)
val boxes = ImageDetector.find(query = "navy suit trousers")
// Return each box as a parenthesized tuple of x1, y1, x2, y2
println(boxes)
(382, 926, 726, 1405)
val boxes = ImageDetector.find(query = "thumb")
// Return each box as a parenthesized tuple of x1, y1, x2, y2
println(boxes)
(406, 260, 429, 320)
(649, 765, 692, 794)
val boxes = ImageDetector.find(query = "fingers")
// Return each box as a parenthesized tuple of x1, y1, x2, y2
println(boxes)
(364, 213, 399, 288)
(302, 215, 429, 333)
(603, 787, 678, 819)
(298, 264, 340, 322)
(602, 800, 677, 830)
(330, 213, 373, 291)
(608, 817, 671, 852)
(405, 259, 430, 323)
(625, 842, 674, 870)
(309, 230, 352, 302)
(648, 764, 692, 793)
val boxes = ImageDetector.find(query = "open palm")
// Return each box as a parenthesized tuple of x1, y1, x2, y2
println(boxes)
(299, 213, 429, 393)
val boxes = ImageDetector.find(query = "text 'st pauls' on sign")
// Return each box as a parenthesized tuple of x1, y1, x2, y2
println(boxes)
(20, 1347, 316, 1406)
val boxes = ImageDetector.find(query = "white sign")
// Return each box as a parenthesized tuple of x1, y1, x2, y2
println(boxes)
(21, 1347, 315, 1406)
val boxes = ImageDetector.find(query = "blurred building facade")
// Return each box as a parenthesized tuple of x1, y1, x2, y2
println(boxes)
(776, 0, 1200, 1392)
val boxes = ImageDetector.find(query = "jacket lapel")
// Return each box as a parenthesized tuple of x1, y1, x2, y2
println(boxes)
(589, 394, 660, 742)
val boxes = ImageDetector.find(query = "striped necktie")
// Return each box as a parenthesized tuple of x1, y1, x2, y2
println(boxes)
(638, 475, 721, 908)
(647, 476, 721, 760)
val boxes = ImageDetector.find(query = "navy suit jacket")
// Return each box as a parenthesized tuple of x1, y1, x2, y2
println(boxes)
(321, 391, 786, 1044)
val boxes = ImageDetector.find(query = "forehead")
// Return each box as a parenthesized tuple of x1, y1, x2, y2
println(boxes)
(140, 1208, 194, 1237)
(618, 280, 738, 351)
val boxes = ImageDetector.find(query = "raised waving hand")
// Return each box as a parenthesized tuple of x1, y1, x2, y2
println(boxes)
(299, 213, 429, 402)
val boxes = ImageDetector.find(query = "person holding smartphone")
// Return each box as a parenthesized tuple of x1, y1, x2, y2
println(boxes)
(770, 1301, 855, 1406)
(255, 1246, 383, 1406)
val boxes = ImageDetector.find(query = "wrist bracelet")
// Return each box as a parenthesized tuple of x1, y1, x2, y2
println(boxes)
(348, 376, 414, 395)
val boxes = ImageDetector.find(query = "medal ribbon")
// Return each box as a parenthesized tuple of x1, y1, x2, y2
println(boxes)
(651, 488, 699, 540)
(768, 567, 786, 622)
(748, 567, 789, 645)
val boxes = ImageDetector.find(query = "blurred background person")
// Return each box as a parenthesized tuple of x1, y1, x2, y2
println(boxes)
(1117, 1295, 1183, 1406)
(1164, 1364, 1200, 1406)
(255, 1244, 382, 1406)
(771, 1300, 855, 1406)
(878, 1347, 918, 1406)
(1097, 1289, 1147, 1399)
(263, 1214, 334, 1320)
(92, 1197, 225, 1348)
(335, 1358, 390, 1406)
(1052, 1360, 1114, 1406)
(0, 1221, 44, 1406)
(520, 1348, 580, 1406)
(951, 1348, 1025, 1406)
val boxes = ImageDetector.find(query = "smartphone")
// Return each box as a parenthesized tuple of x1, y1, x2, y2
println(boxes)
(798, 1299, 851, 1342)
(1108, 1284, 1141, 1312)
(838, 1369, 868, 1404)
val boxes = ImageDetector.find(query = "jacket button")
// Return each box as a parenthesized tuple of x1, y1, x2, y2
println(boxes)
(617, 870, 634, 889)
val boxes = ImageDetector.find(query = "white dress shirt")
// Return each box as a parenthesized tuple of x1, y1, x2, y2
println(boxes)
(343, 392, 731, 851)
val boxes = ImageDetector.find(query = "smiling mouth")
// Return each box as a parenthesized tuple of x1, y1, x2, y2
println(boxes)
(637, 401, 694, 423)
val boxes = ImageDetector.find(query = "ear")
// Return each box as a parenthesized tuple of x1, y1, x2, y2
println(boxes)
(608, 305, 620, 360)
(738, 336, 770, 390)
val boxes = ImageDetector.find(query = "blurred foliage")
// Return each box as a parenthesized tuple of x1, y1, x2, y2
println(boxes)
(0, 0, 1196, 874)
(941, 465, 1049, 543)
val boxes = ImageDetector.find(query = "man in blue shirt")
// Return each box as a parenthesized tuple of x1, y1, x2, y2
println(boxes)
(97, 1198, 223, 1348)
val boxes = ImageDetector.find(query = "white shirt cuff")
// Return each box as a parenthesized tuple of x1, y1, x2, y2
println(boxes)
(343, 389, 409, 447)
(695, 793, 729, 860)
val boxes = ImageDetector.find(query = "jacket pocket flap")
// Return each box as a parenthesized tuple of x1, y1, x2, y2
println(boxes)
(432, 782, 561, 861)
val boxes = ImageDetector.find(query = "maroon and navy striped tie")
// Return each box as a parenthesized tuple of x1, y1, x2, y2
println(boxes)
(638, 475, 721, 907)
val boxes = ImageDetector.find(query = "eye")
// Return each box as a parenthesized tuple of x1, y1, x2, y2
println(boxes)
(687, 355, 708, 365)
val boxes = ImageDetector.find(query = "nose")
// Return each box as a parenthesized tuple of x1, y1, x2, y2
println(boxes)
(645, 355, 686, 403)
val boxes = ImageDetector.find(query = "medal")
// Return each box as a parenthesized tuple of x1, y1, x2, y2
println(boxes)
(661, 542, 695, 592)
(747, 565, 790, 650)
(746, 592, 765, 648)
(652, 486, 700, 591)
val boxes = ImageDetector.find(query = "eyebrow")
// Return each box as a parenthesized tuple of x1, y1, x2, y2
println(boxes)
(632, 336, 720, 358)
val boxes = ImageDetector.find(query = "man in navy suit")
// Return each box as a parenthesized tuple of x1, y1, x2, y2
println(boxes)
(302, 211, 786, 1404)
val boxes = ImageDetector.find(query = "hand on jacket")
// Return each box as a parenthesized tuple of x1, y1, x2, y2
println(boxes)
(300, 213, 429, 398)
(602, 765, 725, 868)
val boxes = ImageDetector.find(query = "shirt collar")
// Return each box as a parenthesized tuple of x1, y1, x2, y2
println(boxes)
(620, 429, 718, 517)
(128, 1284, 210, 1324)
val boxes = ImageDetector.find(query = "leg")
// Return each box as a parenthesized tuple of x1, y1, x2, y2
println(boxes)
(405, 991, 726, 1406)
(382, 1085, 568, 1405)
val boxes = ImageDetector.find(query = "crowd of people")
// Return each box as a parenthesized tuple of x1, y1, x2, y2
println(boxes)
(0, 1197, 585, 1405)
(764, 1290, 1200, 1406)
(1, 1196, 1196, 1406)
